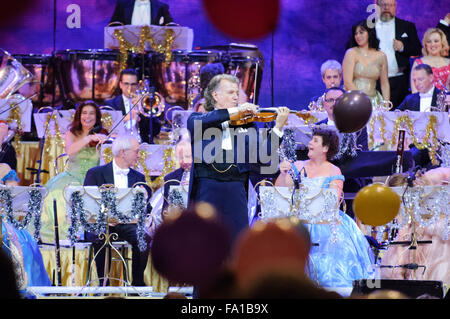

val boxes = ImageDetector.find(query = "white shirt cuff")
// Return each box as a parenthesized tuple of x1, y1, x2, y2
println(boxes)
(440, 19, 449, 27)
(227, 107, 239, 116)
(272, 127, 284, 138)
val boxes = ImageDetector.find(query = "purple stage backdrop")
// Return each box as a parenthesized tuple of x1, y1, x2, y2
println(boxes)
(0, 0, 447, 109)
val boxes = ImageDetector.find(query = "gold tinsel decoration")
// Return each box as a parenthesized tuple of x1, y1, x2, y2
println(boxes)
(6, 103, 23, 156)
(390, 114, 439, 165)
(368, 113, 387, 149)
(101, 112, 113, 132)
(42, 112, 65, 163)
(114, 26, 176, 71)
(102, 147, 113, 164)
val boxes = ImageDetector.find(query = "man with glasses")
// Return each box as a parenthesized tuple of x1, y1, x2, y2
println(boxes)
(374, 0, 422, 109)
(105, 68, 161, 144)
(308, 60, 343, 110)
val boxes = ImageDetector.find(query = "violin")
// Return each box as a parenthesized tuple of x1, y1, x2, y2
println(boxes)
(88, 127, 109, 147)
(229, 107, 318, 126)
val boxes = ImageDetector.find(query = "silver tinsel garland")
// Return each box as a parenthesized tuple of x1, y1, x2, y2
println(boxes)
(1, 188, 42, 241)
(168, 189, 185, 209)
(68, 189, 148, 251)
(278, 127, 300, 183)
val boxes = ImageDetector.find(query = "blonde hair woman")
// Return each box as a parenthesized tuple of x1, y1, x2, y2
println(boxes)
(411, 28, 450, 92)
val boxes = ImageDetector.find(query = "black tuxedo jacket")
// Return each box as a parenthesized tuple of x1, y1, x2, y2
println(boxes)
(397, 87, 441, 111)
(0, 142, 17, 170)
(390, 18, 422, 76)
(84, 161, 152, 206)
(110, 0, 173, 26)
(104, 95, 161, 144)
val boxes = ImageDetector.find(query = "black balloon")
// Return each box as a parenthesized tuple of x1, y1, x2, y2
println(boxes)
(333, 91, 372, 133)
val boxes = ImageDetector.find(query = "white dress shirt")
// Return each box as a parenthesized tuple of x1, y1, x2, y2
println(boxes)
(122, 94, 138, 129)
(131, 0, 151, 26)
(419, 86, 435, 112)
(112, 159, 129, 188)
(376, 19, 402, 77)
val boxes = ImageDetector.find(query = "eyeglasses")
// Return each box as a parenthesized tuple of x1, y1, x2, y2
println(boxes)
(324, 98, 339, 104)
(121, 82, 138, 87)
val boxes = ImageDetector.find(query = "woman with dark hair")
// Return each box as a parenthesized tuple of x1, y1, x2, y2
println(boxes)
(275, 126, 376, 291)
(38, 101, 108, 250)
(343, 20, 390, 108)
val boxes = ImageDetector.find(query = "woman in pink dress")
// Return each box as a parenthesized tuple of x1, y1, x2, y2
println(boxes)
(411, 28, 450, 92)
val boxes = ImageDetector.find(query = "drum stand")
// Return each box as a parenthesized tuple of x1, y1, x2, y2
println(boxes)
(380, 198, 432, 280)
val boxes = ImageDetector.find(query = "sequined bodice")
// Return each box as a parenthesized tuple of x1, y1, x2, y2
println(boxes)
(301, 175, 345, 189)
(353, 58, 382, 98)
(65, 146, 99, 183)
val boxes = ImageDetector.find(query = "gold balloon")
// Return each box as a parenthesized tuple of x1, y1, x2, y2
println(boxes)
(353, 183, 401, 227)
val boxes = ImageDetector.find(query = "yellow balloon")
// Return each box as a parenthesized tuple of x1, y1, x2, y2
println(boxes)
(353, 183, 401, 226)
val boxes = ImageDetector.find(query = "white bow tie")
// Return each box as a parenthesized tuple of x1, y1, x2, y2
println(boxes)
(116, 168, 130, 176)
(137, 0, 149, 6)
(420, 93, 433, 98)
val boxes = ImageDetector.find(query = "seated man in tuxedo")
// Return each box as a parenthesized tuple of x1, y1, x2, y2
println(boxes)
(110, 0, 173, 26)
(308, 60, 343, 110)
(162, 137, 192, 217)
(105, 68, 161, 144)
(84, 134, 152, 286)
(398, 64, 442, 111)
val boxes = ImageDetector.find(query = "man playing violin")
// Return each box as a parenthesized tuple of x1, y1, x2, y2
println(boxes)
(186, 74, 290, 244)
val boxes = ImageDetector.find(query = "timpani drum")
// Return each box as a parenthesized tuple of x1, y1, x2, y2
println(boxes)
(12, 53, 59, 106)
(222, 49, 263, 104)
(56, 49, 122, 103)
(149, 49, 222, 107)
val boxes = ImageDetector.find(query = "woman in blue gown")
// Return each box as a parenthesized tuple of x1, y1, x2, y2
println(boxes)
(276, 126, 376, 289)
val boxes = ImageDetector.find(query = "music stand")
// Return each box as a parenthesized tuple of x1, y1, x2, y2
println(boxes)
(64, 184, 148, 287)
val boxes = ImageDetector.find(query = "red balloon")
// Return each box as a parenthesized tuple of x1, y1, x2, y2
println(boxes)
(202, 0, 280, 40)
(0, 1, 35, 26)
(333, 90, 373, 133)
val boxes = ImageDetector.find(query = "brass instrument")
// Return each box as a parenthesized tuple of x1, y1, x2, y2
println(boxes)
(134, 79, 166, 118)
(308, 95, 324, 112)
(0, 49, 34, 99)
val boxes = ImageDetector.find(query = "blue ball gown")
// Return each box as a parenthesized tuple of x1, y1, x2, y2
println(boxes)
(301, 175, 377, 289)
(1, 220, 51, 297)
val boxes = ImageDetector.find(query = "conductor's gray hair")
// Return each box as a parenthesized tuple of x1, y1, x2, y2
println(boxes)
(203, 74, 240, 112)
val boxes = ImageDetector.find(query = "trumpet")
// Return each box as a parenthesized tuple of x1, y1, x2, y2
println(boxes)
(131, 79, 166, 118)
